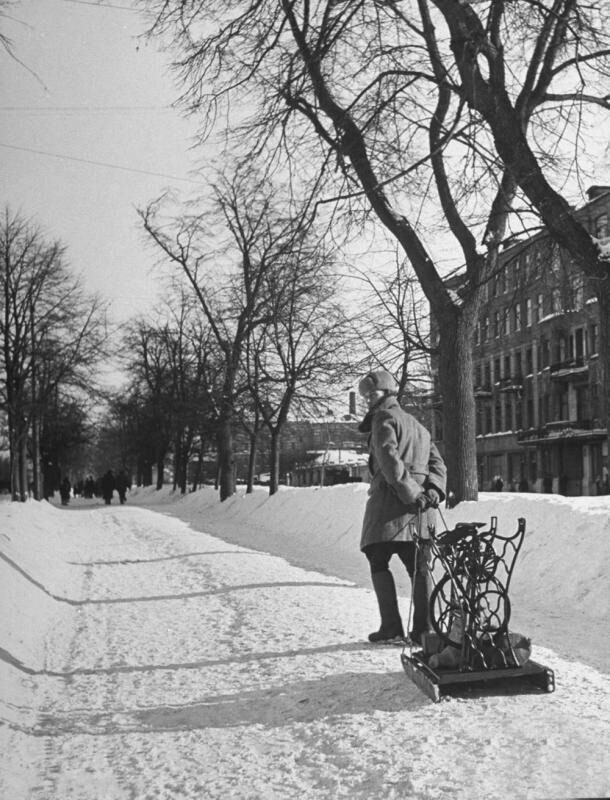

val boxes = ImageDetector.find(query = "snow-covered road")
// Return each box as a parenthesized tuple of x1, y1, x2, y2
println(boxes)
(2, 499, 609, 799)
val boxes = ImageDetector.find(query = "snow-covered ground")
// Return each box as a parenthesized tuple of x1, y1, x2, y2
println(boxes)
(1, 485, 609, 799)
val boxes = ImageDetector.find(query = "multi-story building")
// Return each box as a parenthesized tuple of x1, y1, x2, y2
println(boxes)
(431, 186, 609, 496)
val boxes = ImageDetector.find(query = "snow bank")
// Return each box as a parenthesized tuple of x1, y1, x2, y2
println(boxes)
(129, 484, 610, 616)
(127, 484, 610, 670)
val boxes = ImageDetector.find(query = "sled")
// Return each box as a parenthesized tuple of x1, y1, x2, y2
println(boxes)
(402, 516, 556, 702)
(401, 650, 555, 703)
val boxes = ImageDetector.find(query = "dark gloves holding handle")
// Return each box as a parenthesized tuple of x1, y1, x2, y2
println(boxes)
(415, 488, 441, 511)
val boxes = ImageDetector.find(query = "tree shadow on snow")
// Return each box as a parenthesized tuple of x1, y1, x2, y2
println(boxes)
(72, 580, 358, 605)
(33, 640, 388, 678)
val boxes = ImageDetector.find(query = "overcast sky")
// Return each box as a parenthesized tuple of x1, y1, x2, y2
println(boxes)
(1, 0, 203, 324)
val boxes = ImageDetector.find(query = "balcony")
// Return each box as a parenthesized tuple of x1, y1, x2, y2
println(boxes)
(497, 375, 523, 393)
(517, 418, 605, 444)
(474, 383, 492, 398)
(550, 358, 588, 381)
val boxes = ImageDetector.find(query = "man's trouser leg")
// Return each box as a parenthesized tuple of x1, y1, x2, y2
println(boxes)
(399, 542, 432, 641)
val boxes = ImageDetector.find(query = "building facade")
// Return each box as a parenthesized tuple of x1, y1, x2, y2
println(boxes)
(431, 186, 609, 496)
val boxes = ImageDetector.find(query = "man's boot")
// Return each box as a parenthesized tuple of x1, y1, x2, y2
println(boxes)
(368, 570, 404, 643)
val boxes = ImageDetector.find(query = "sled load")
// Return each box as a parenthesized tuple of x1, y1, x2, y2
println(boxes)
(401, 516, 555, 702)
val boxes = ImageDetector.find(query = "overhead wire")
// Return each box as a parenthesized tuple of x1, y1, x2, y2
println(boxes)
(0, 142, 202, 184)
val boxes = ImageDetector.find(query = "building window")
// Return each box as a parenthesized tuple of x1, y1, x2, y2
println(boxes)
(551, 288, 561, 313)
(572, 278, 584, 311)
(525, 347, 533, 374)
(514, 351, 522, 378)
(504, 353, 511, 378)
(485, 404, 492, 433)
(495, 401, 502, 432)
(474, 322, 480, 345)
(482, 315, 489, 341)
(513, 303, 521, 331)
(535, 248, 542, 277)
(498, 268, 506, 294)
(485, 361, 491, 386)
(475, 363, 482, 386)
(573, 327, 584, 360)
(596, 213, 608, 238)
(504, 307, 510, 335)
(505, 399, 512, 430)
(515, 399, 522, 430)
(541, 338, 550, 368)
(526, 298, 533, 327)
(558, 385, 569, 420)
(494, 357, 501, 382)
(526, 398, 534, 428)
(590, 324, 598, 355)
(537, 293, 544, 321)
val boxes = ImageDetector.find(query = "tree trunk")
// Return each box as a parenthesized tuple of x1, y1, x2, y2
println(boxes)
(172, 435, 182, 492)
(218, 418, 235, 501)
(269, 428, 280, 496)
(155, 455, 164, 490)
(246, 432, 257, 494)
(437, 306, 478, 502)
(191, 442, 205, 492)
(31, 417, 41, 500)
(19, 432, 28, 501)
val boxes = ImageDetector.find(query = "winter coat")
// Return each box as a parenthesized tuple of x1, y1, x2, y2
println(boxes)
(360, 396, 447, 550)
(115, 472, 130, 493)
(100, 471, 115, 500)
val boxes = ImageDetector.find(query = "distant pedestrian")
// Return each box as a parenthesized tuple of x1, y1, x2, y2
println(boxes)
(84, 475, 95, 499)
(59, 476, 71, 506)
(492, 475, 504, 491)
(101, 470, 115, 505)
(115, 469, 131, 505)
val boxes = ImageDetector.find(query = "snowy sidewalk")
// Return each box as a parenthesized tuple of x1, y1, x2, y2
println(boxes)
(1, 500, 609, 799)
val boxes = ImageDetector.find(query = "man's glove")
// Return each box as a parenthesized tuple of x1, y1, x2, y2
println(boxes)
(415, 493, 429, 511)
(425, 488, 440, 508)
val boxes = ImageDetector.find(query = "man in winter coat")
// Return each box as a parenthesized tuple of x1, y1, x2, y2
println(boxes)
(358, 369, 447, 644)
(101, 470, 115, 505)
(115, 469, 131, 505)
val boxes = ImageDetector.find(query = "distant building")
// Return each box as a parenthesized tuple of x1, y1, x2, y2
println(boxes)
(289, 448, 369, 486)
(430, 186, 609, 496)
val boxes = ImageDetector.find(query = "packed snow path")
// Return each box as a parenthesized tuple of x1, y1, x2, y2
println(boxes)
(2, 501, 609, 800)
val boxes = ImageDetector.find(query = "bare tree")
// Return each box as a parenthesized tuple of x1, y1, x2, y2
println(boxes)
(246, 235, 351, 494)
(140, 170, 309, 500)
(349, 258, 434, 403)
(142, 0, 610, 499)
(0, 208, 108, 500)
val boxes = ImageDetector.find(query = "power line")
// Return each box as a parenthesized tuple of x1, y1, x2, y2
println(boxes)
(0, 105, 174, 112)
(61, 0, 136, 10)
(0, 142, 202, 184)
